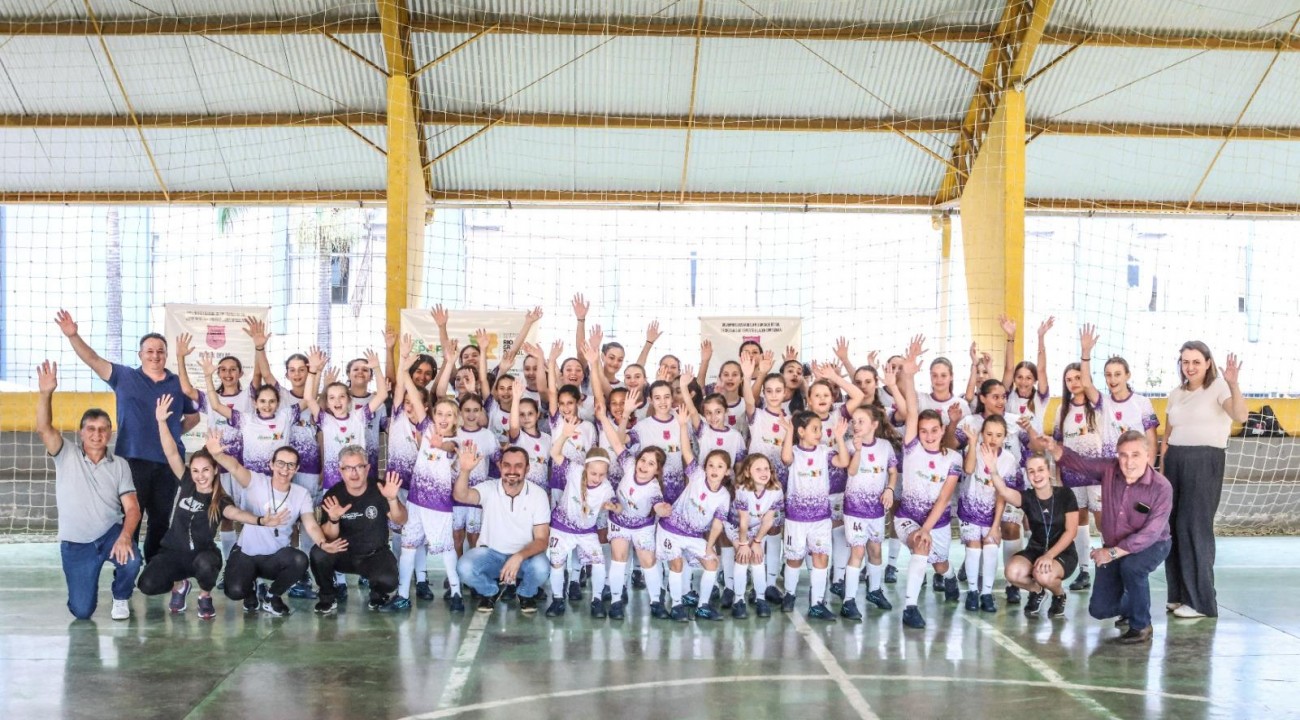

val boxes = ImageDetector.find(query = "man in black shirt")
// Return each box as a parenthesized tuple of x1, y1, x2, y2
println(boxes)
(310, 445, 407, 613)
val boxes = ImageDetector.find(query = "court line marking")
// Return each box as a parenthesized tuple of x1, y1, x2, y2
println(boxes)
(789, 611, 881, 720)
(394, 672, 1211, 719)
(437, 610, 490, 709)
(962, 615, 1125, 720)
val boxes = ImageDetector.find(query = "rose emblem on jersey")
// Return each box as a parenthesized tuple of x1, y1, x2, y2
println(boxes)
(1074, 413, 1083, 423)
(1115, 411, 1123, 420)
(1018, 405, 1026, 413)
(339, 426, 347, 432)
(807, 458, 814, 466)
(700, 492, 707, 501)
(728, 415, 737, 426)
(868, 454, 875, 462)
(662, 430, 671, 440)
(983, 466, 990, 475)
(534, 444, 540, 452)
(772, 423, 780, 433)
(928, 460, 935, 469)
(205, 325, 226, 349)
(716, 438, 724, 446)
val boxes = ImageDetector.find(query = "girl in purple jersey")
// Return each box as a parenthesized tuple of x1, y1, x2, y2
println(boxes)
(389, 347, 446, 602)
(507, 379, 553, 492)
(545, 426, 617, 619)
(654, 439, 733, 623)
(1049, 325, 1104, 591)
(598, 411, 667, 621)
(780, 408, 851, 622)
(726, 454, 783, 619)
(1000, 314, 1054, 436)
(958, 415, 1018, 614)
(748, 365, 791, 602)
(303, 348, 387, 494)
(839, 405, 900, 620)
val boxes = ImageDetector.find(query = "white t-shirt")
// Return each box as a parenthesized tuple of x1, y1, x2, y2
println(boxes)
(476, 479, 551, 555)
(1167, 381, 1234, 449)
(237, 473, 313, 556)
(1101, 390, 1160, 457)
(918, 393, 968, 427)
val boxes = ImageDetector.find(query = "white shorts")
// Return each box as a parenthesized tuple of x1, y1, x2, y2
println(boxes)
(452, 506, 482, 534)
(843, 515, 886, 547)
(608, 520, 657, 553)
(292, 472, 322, 504)
(783, 518, 832, 561)
(1001, 505, 1024, 525)
(893, 517, 951, 565)
(959, 521, 997, 545)
(830, 493, 845, 523)
(548, 528, 604, 568)
(1072, 485, 1102, 513)
(656, 527, 715, 565)
(401, 505, 455, 554)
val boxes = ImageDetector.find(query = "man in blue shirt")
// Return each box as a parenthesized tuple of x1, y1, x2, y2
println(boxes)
(56, 310, 199, 561)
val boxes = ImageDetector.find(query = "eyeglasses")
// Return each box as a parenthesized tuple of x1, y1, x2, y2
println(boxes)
(341, 464, 368, 474)
(272, 460, 299, 470)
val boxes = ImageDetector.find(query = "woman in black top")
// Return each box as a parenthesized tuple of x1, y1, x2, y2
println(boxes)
(986, 448, 1079, 619)
(138, 397, 288, 619)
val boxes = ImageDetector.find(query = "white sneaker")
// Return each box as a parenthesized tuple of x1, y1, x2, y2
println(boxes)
(1166, 602, 1182, 611)
(1172, 604, 1207, 619)
(111, 599, 130, 621)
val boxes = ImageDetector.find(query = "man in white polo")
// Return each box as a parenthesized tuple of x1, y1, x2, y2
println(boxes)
(454, 444, 551, 613)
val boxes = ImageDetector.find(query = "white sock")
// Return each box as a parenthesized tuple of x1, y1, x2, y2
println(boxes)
(844, 563, 862, 600)
(590, 562, 606, 600)
(766, 536, 783, 584)
(1075, 519, 1092, 571)
(866, 561, 884, 592)
(567, 550, 579, 580)
(783, 565, 801, 598)
(549, 565, 565, 597)
(887, 538, 901, 565)
(831, 526, 848, 583)
(220, 530, 235, 561)
(810, 566, 829, 605)
(441, 550, 461, 596)
(415, 546, 428, 582)
(964, 548, 982, 592)
(904, 554, 928, 606)
(981, 544, 1000, 595)
(645, 562, 663, 603)
(668, 569, 684, 605)
(722, 547, 736, 591)
(608, 561, 627, 602)
(750, 563, 768, 597)
(397, 546, 415, 599)
(699, 569, 718, 607)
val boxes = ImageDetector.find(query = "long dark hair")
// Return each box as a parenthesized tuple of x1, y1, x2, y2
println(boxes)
(1012, 360, 1039, 412)
(188, 448, 225, 527)
(854, 404, 901, 455)
(1058, 362, 1098, 434)
(973, 379, 1006, 416)
(634, 446, 668, 497)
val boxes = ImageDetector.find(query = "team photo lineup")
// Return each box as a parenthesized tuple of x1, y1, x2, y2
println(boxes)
(41, 296, 1247, 647)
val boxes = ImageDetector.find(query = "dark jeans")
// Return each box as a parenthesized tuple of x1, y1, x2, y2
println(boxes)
(127, 458, 178, 562)
(222, 546, 308, 600)
(457, 547, 551, 598)
(137, 547, 222, 594)
(61, 523, 142, 620)
(1089, 539, 1172, 631)
(310, 546, 398, 601)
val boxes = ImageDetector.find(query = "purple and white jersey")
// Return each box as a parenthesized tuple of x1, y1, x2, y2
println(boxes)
(547, 413, 597, 490)
(696, 422, 747, 467)
(958, 445, 1020, 528)
(596, 415, 629, 483)
(815, 404, 851, 448)
(386, 406, 421, 489)
(407, 420, 454, 511)
(784, 444, 836, 523)
(1053, 397, 1105, 461)
(660, 461, 731, 537)
(724, 396, 750, 438)
(727, 485, 784, 538)
(317, 406, 374, 491)
(511, 429, 552, 491)
(844, 439, 900, 520)
(1101, 391, 1159, 458)
(610, 451, 664, 530)
(453, 426, 497, 506)
(349, 392, 384, 476)
(628, 415, 685, 501)
(1008, 390, 1050, 435)
(918, 393, 968, 427)
(485, 396, 513, 448)
(229, 405, 297, 476)
(197, 387, 253, 462)
(747, 407, 789, 486)
(550, 458, 614, 534)
(897, 438, 962, 526)
(953, 414, 1028, 490)
(277, 384, 320, 475)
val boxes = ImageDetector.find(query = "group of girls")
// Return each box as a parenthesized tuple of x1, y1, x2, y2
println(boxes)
(181, 296, 1158, 628)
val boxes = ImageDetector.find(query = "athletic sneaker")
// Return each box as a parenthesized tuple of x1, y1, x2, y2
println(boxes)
(288, 580, 318, 599)
(764, 586, 784, 605)
(965, 590, 980, 611)
(781, 592, 796, 613)
(631, 568, 646, 589)
(884, 564, 898, 584)
(499, 583, 518, 602)
(932, 573, 944, 592)
(1023, 590, 1046, 617)
(601, 586, 612, 604)
(544, 598, 566, 618)
(518, 595, 539, 614)
(196, 596, 216, 620)
(808, 602, 836, 622)
(448, 593, 465, 613)
(745, 588, 757, 605)
(695, 604, 724, 621)
(1069, 570, 1091, 591)
(111, 599, 130, 621)
(477, 596, 496, 613)
(839, 598, 862, 621)
(1005, 585, 1021, 605)
(731, 599, 749, 619)
(169, 579, 191, 614)
(608, 600, 625, 620)
(314, 598, 338, 615)
(957, 565, 967, 583)
(378, 596, 411, 613)
(590, 598, 607, 619)
(256, 582, 270, 603)
(709, 584, 721, 604)
(262, 595, 291, 617)
(902, 605, 926, 629)
(865, 589, 893, 611)
(415, 580, 435, 601)
(682, 590, 700, 607)
(943, 576, 960, 603)
(979, 594, 997, 613)
(243, 595, 260, 613)
(754, 599, 772, 618)
(720, 588, 735, 610)
(1112, 626, 1153, 644)
(669, 604, 691, 622)
(443, 578, 451, 600)
(1047, 594, 1067, 619)
(650, 601, 670, 620)
(830, 580, 845, 599)
(567, 580, 583, 604)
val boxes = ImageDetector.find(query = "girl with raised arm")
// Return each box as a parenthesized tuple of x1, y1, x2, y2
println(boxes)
(545, 419, 617, 619)
(779, 407, 851, 622)
(1054, 324, 1104, 592)
(1001, 315, 1053, 435)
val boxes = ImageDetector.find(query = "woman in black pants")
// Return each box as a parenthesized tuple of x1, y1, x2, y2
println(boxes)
(138, 397, 290, 618)
(1161, 341, 1247, 619)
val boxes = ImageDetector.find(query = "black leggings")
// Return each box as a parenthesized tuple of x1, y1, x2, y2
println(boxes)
(138, 547, 222, 594)
(310, 546, 398, 601)
(222, 546, 308, 600)
(127, 459, 179, 562)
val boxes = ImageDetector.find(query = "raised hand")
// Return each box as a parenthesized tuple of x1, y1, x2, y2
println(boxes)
(783, 345, 799, 362)
(474, 327, 490, 356)
(431, 304, 450, 328)
(1079, 323, 1098, 357)
(757, 350, 775, 374)
(834, 336, 850, 361)
(322, 366, 340, 387)
(867, 350, 881, 369)
(969, 342, 979, 363)
(579, 339, 599, 367)
(37, 360, 58, 394)
(526, 306, 543, 324)
(645, 320, 662, 344)
(199, 353, 217, 378)
(679, 364, 697, 388)
(588, 324, 604, 352)
(458, 440, 481, 473)
(947, 402, 963, 424)
(400, 333, 414, 361)
(54, 309, 80, 338)
(979, 443, 999, 473)
(1038, 316, 1056, 339)
(307, 346, 327, 374)
(1223, 353, 1243, 385)
(740, 354, 756, 379)
(547, 339, 564, 364)
(623, 387, 642, 419)
(700, 339, 713, 363)
(906, 334, 927, 363)
(443, 339, 459, 364)
(572, 293, 589, 321)
(832, 414, 849, 439)
(245, 317, 270, 348)
(155, 394, 173, 422)
(363, 349, 381, 370)
(176, 333, 195, 360)
(203, 428, 226, 456)
(999, 313, 1016, 340)
(322, 495, 352, 522)
(383, 325, 397, 350)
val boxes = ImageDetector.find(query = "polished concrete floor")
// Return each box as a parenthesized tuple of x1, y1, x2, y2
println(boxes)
(1, 538, 1297, 720)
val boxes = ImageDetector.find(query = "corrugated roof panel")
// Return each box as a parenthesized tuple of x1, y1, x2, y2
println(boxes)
(0, 37, 122, 115)
(414, 0, 1005, 26)
(413, 33, 697, 115)
(684, 130, 953, 195)
(0, 128, 157, 191)
(426, 125, 685, 192)
(0, 0, 373, 20)
(1025, 47, 1276, 125)
(212, 127, 386, 191)
(142, 128, 232, 191)
(1193, 141, 1300, 204)
(1047, 0, 1300, 34)
(1026, 136, 1221, 201)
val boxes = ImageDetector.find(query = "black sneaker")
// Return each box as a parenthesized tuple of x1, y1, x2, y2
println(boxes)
(957, 565, 967, 583)
(631, 568, 646, 589)
(830, 580, 845, 599)
(943, 576, 960, 603)
(808, 602, 836, 621)
(590, 598, 607, 619)
(415, 580, 435, 601)
(567, 580, 583, 604)
(865, 589, 893, 611)
(579, 564, 591, 588)
(242, 595, 260, 613)
(477, 595, 496, 613)
(720, 588, 735, 610)
(932, 573, 944, 592)
(979, 594, 997, 613)
(781, 592, 796, 613)
(1069, 570, 1091, 591)
(764, 585, 784, 604)
(1024, 590, 1046, 617)
(670, 604, 690, 622)
(378, 596, 411, 613)
(650, 601, 670, 620)
(1047, 593, 1067, 619)
(710, 583, 721, 604)
(695, 604, 724, 621)
(257, 582, 270, 603)
(1006, 585, 1022, 605)
(839, 598, 861, 620)
(601, 585, 612, 604)
(754, 599, 772, 618)
(884, 564, 898, 584)
(731, 599, 749, 619)
(608, 599, 625, 620)
(334, 582, 348, 602)
(314, 598, 338, 615)
(448, 594, 465, 613)
(902, 604, 925, 629)
(518, 594, 539, 614)
(262, 595, 291, 617)
(499, 584, 518, 602)
(1112, 625, 1153, 644)
(544, 598, 566, 617)
(965, 590, 979, 611)
(683, 590, 700, 607)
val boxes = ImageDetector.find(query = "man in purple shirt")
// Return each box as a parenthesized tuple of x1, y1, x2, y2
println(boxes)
(56, 310, 200, 561)
(1046, 429, 1173, 645)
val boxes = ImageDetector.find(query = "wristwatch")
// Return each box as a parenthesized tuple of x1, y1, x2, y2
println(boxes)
(1107, 547, 1118, 560)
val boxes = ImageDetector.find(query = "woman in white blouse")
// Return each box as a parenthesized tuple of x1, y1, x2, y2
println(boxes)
(1160, 341, 1247, 619)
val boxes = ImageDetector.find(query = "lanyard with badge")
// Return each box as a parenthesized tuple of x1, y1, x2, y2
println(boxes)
(269, 479, 289, 537)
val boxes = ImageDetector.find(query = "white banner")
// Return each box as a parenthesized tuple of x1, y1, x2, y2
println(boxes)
(699, 316, 803, 378)
(399, 309, 536, 372)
